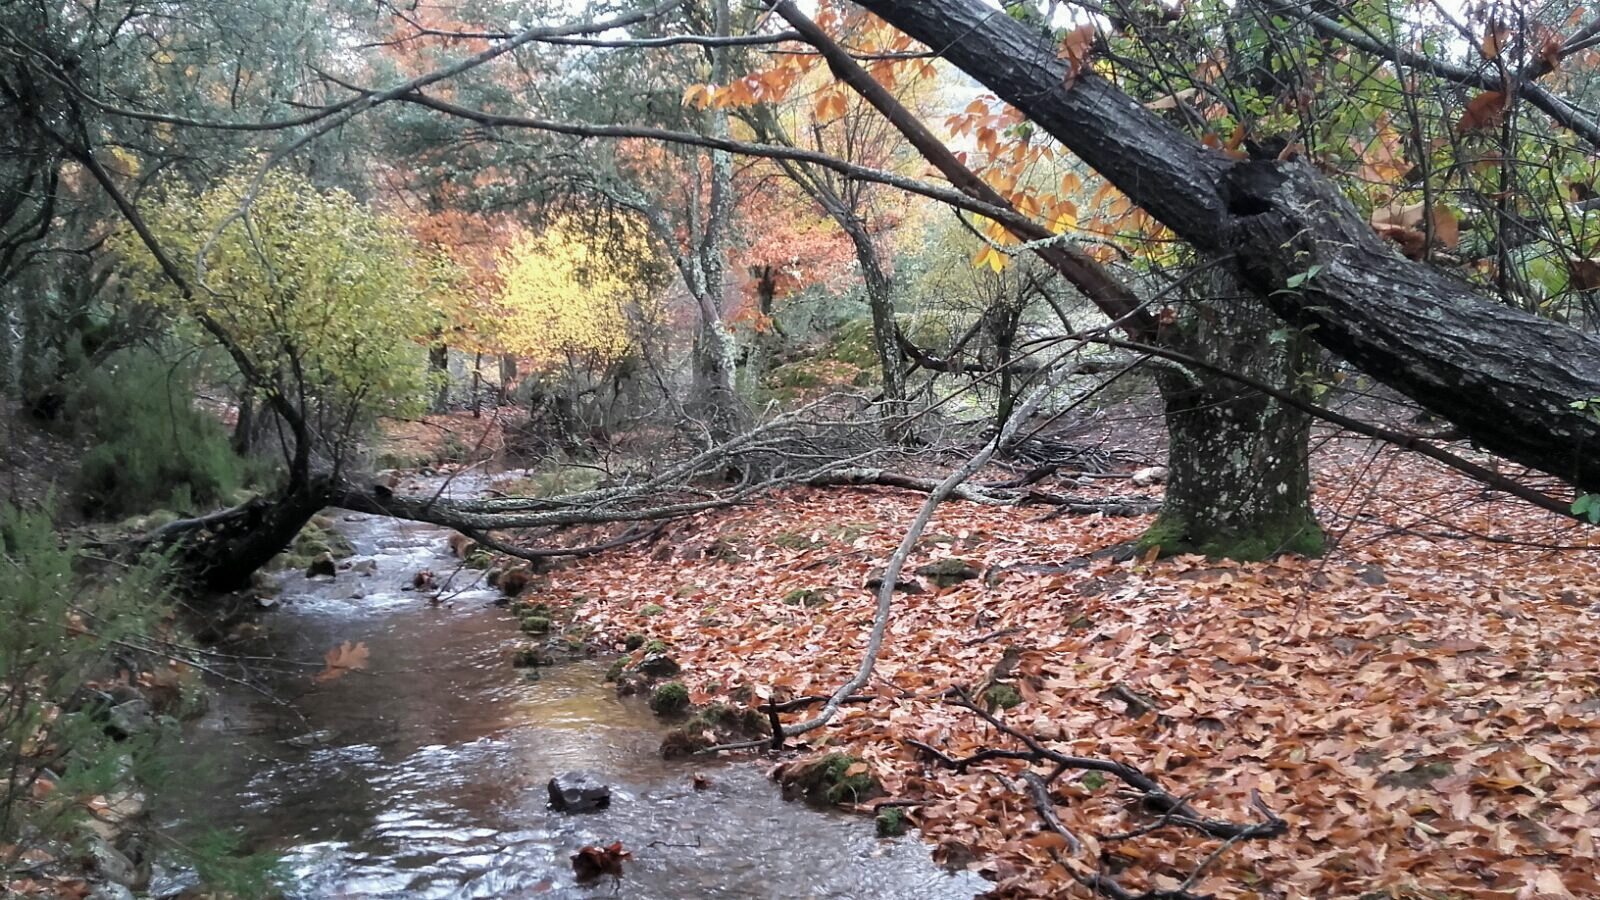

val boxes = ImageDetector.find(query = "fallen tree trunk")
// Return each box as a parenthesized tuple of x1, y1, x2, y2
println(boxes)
(851, 0, 1600, 498)
(806, 467, 1159, 515)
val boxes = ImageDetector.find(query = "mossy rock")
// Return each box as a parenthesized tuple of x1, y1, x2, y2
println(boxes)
(512, 600, 552, 618)
(692, 703, 768, 737)
(777, 753, 884, 807)
(293, 520, 355, 560)
(659, 726, 714, 759)
(649, 681, 691, 716)
(914, 558, 982, 588)
(512, 645, 554, 668)
(782, 587, 830, 608)
(642, 639, 668, 656)
(639, 603, 665, 617)
(465, 550, 494, 569)
(876, 807, 908, 837)
(637, 652, 681, 679)
(624, 633, 647, 651)
(604, 657, 628, 682)
(981, 682, 1023, 711)
(519, 616, 552, 634)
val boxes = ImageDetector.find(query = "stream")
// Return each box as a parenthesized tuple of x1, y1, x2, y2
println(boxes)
(154, 504, 984, 899)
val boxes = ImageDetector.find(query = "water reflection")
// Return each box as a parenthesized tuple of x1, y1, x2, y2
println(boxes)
(158, 510, 984, 899)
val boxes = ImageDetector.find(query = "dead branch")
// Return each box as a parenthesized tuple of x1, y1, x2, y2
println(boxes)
(909, 688, 1285, 899)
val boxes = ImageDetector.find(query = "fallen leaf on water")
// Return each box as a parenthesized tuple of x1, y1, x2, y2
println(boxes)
(571, 841, 632, 882)
(314, 641, 370, 683)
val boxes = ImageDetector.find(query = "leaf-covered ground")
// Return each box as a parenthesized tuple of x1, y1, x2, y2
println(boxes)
(534, 437, 1600, 899)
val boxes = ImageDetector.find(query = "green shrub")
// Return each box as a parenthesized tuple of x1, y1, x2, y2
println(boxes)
(70, 351, 252, 519)
(0, 503, 278, 893)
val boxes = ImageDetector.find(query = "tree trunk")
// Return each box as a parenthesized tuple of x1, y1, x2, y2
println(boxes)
(690, 320, 740, 441)
(231, 394, 254, 456)
(839, 217, 909, 437)
(156, 474, 331, 593)
(498, 354, 517, 404)
(429, 342, 450, 413)
(1142, 284, 1322, 559)
(853, 0, 1600, 497)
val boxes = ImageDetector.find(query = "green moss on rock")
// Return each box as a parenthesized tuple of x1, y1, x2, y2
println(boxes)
(648, 681, 691, 716)
(982, 682, 1023, 711)
(519, 615, 551, 634)
(876, 807, 908, 837)
(782, 587, 830, 608)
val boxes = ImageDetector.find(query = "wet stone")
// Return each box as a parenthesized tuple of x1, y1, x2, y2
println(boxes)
(636, 653, 681, 679)
(305, 552, 337, 578)
(107, 700, 153, 739)
(548, 771, 611, 812)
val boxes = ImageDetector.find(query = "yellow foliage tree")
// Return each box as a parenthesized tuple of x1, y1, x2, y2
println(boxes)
(494, 215, 662, 371)
(115, 169, 461, 423)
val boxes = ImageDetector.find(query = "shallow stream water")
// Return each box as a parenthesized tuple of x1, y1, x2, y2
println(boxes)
(156, 506, 983, 899)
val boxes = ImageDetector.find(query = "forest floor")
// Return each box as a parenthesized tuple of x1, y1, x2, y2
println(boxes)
(504, 433, 1600, 899)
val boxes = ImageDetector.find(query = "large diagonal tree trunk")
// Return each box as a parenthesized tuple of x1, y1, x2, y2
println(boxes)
(853, 0, 1600, 497)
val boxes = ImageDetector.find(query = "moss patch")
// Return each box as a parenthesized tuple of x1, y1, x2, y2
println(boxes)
(649, 681, 691, 716)
(782, 587, 830, 608)
(1136, 508, 1325, 561)
(876, 807, 908, 837)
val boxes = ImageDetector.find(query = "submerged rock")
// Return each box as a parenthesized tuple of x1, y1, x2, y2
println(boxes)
(285, 729, 335, 749)
(548, 771, 611, 812)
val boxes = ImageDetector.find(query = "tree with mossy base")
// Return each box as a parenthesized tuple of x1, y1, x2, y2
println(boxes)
(1137, 281, 1325, 562)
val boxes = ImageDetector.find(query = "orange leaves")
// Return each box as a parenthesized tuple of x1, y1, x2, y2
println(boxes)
(570, 841, 631, 883)
(1370, 202, 1460, 258)
(528, 439, 1600, 898)
(1057, 24, 1097, 85)
(315, 641, 370, 683)
(1458, 90, 1510, 133)
(813, 88, 849, 122)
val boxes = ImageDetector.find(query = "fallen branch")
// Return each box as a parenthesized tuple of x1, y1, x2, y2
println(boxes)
(807, 467, 1158, 516)
(911, 688, 1285, 898)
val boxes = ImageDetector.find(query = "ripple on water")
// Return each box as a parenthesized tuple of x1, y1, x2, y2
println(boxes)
(156, 499, 986, 899)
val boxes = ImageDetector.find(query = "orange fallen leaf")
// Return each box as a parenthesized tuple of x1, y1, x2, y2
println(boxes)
(314, 641, 370, 683)
(571, 841, 631, 882)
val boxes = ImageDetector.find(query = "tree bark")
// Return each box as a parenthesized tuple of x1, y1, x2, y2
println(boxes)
(1143, 284, 1322, 559)
(429, 342, 450, 413)
(154, 475, 332, 593)
(852, 0, 1600, 497)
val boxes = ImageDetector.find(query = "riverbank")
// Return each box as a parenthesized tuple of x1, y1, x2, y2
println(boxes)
(526, 437, 1600, 899)
(154, 500, 981, 898)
